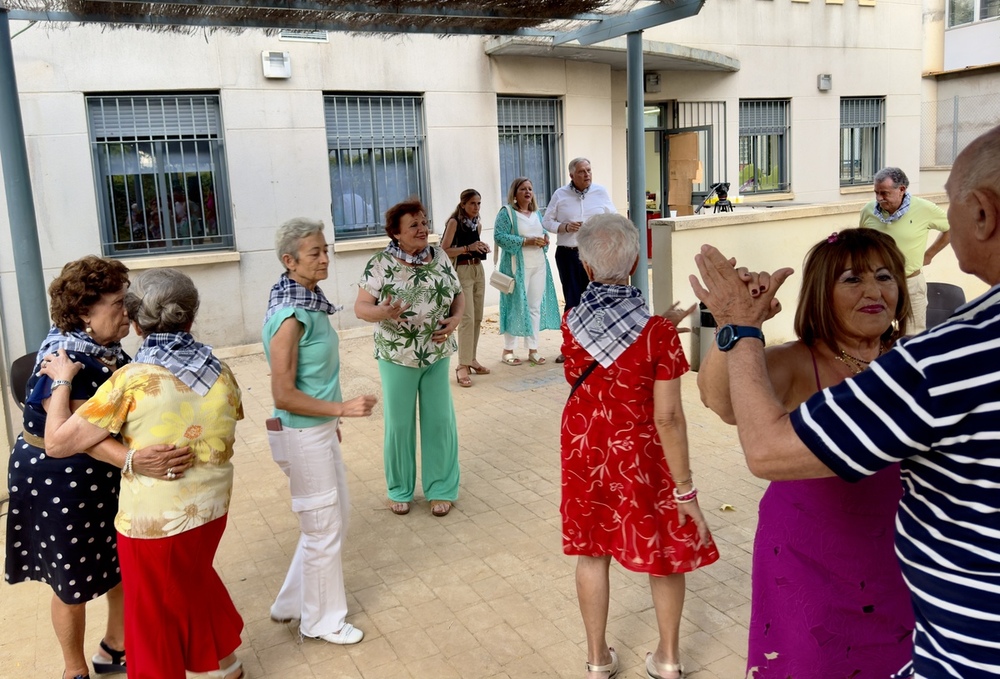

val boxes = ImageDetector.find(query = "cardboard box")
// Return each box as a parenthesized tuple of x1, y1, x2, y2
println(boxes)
(669, 204, 695, 216)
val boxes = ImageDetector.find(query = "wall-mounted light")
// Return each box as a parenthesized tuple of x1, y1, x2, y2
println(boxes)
(644, 73, 661, 94)
(817, 74, 832, 92)
(262, 51, 291, 79)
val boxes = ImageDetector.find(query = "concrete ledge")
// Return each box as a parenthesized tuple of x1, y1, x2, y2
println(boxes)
(333, 233, 440, 253)
(118, 250, 241, 270)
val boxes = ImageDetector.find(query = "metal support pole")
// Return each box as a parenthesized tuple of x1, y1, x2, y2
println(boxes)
(626, 30, 649, 302)
(0, 9, 49, 351)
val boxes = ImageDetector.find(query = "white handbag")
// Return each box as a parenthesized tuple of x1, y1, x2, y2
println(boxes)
(491, 205, 518, 295)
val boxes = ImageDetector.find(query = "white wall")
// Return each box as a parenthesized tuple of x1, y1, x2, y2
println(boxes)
(944, 21, 1000, 70)
(0, 26, 619, 354)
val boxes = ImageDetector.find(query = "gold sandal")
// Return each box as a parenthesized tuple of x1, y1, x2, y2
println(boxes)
(586, 647, 620, 678)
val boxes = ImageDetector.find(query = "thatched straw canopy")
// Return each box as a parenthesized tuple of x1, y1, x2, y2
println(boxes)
(1, 0, 653, 36)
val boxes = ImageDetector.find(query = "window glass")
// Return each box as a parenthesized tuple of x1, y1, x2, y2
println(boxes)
(87, 95, 233, 256)
(497, 97, 563, 209)
(325, 95, 427, 239)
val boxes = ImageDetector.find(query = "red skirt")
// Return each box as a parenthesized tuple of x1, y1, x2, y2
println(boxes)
(117, 515, 244, 679)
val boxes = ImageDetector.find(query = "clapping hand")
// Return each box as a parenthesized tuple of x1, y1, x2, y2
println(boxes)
(689, 245, 793, 327)
(660, 301, 696, 333)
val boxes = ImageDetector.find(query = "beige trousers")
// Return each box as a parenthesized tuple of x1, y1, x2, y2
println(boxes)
(456, 261, 485, 365)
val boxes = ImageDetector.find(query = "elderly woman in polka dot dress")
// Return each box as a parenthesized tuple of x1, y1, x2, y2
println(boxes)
(4, 257, 192, 679)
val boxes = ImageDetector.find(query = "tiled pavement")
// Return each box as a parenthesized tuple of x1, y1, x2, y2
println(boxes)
(0, 315, 767, 679)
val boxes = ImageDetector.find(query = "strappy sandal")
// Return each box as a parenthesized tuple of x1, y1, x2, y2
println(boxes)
(430, 500, 452, 517)
(91, 640, 126, 675)
(586, 647, 620, 678)
(645, 652, 684, 679)
(528, 351, 546, 366)
(468, 364, 491, 375)
(388, 500, 410, 515)
(455, 366, 473, 388)
(501, 351, 522, 366)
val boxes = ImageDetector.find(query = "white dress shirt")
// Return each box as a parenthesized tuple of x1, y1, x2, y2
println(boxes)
(542, 183, 616, 247)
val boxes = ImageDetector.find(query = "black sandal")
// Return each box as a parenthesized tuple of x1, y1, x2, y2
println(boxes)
(92, 640, 126, 675)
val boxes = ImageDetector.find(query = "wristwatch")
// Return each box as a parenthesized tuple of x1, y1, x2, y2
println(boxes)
(715, 324, 765, 352)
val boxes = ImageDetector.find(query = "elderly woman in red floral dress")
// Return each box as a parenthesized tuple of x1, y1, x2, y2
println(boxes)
(561, 214, 719, 679)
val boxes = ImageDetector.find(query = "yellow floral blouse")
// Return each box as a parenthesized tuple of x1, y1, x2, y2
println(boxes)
(77, 362, 244, 539)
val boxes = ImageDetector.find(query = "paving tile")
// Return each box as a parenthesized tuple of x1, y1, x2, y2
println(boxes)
(0, 321, 761, 678)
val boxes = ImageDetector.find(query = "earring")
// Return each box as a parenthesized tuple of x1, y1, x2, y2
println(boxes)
(85, 325, 93, 335)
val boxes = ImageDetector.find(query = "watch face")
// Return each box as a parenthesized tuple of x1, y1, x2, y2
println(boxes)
(716, 325, 735, 350)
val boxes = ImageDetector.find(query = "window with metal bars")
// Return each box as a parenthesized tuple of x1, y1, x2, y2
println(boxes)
(86, 94, 234, 257)
(324, 94, 427, 239)
(738, 99, 790, 194)
(497, 96, 563, 209)
(840, 97, 885, 187)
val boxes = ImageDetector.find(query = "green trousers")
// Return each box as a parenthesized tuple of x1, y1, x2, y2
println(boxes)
(378, 358, 460, 503)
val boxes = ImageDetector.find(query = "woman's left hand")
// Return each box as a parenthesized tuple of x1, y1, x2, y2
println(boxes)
(677, 499, 713, 546)
(131, 444, 193, 480)
(660, 301, 696, 333)
(432, 315, 460, 343)
(37, 349, 83, 382)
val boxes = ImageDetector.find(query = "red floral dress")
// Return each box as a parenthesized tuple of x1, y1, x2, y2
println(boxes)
(560, 315, 720, 576)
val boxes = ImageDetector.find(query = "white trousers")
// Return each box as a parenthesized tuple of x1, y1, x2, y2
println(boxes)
(906, 272, 928, 335)
(504, 260, 546, 350)
(267, 419, 349, 636)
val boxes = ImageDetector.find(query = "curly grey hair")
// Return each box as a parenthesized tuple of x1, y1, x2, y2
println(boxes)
(577, 214, 639, 284)
(125, 268, 199, 335)
(275, 218, 325, 269)
(874, 167, 909, 189)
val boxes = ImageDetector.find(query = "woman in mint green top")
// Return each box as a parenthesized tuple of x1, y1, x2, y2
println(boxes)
(355, 198, 465, 518)
(261, 217, 377, 647)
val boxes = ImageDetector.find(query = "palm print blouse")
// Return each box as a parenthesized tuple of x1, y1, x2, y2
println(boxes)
(359, 247, 462, 368)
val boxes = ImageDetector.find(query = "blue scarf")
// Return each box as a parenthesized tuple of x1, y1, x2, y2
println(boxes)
(134, 332, 221, 396)
(567, 283, 650, 368)
(35, 326, 124, 372)
(264, 274, 341, 324)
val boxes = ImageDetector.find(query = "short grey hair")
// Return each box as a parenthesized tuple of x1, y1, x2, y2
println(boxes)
(874, 167, 909, 188)
(275, 218, 325, 266)
(569, 157, 591, 173)
(125, 268, 199, 335)
(577, 214, 639, 284)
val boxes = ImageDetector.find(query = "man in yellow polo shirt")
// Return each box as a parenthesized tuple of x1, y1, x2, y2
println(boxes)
(859, 167, 950, 334)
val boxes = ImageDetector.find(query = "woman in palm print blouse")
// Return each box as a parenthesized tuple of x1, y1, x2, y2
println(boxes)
(355, 198, 465, 518)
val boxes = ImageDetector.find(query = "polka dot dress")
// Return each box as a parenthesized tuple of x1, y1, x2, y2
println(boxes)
(4, 352, 123, 604)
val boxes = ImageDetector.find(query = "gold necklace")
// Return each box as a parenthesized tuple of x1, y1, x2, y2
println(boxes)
(834, 345, 883, 375)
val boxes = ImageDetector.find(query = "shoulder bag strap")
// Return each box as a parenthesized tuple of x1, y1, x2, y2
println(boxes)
(495, 205, 519, 276)
(568, 360, 599, 401)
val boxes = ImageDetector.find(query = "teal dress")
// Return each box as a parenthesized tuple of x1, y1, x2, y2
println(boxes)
(493, 206, 560, 337)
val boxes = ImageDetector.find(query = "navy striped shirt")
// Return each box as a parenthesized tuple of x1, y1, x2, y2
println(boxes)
(790, 283, 1000, 678)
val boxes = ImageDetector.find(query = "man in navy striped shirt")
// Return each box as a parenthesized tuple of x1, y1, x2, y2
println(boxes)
(691, 124, 1000, 678)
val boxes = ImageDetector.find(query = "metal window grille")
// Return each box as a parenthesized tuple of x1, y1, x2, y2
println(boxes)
(739, 99, 791, 194)
(497, 96, 563, 209)
(665, 101, 728, 199)
(840, 97, 885, 186)
(325, 94, 427, 239)
(279, 29, 328, 42)
(87, 94, 234, 257)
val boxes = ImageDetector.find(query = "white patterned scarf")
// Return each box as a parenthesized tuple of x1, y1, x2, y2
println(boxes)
(35, 326, 125, 372)
(567, 283, 650, 368)
(873, 192, 912, 224)
(134, 331, 221, 396)
(264, 274, 341, 324)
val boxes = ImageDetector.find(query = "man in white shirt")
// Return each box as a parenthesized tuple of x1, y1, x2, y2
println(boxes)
(543, 158, 616, 360)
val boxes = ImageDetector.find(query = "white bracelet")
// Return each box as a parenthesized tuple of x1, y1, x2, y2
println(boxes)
(51, 379, 72, 391)
(123, 448, 136, 478)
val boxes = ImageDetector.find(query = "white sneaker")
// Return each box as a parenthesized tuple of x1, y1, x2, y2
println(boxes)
(312, 623, 364, 645)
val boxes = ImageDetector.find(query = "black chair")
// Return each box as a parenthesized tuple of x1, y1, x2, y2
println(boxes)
(9, 353, 36, 411)
(926, 282, 966, 329)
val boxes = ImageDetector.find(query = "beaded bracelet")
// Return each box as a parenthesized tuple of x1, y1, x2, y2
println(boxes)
(123, 448, 136, 478)
(674, 487, 698, 504)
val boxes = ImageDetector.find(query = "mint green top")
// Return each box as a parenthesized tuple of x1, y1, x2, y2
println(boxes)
(262, 307, 342, 429)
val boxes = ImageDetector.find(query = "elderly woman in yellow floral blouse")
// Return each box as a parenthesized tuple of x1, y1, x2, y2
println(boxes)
(40, 268, 246, 679)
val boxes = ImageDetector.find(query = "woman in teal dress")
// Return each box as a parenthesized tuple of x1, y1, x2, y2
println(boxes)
(494, 177, 560, 366)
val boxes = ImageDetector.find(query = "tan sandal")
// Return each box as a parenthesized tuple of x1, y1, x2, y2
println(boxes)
(455, 366, 472, 388)
(528, 351, 546, 366)
(586, 647, 620, 678)
(468, 363, 491, 375)
(429, 500, 452, 517)
(645, 652, 684, 679)
(388, 500, 410, 515)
